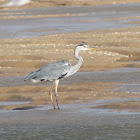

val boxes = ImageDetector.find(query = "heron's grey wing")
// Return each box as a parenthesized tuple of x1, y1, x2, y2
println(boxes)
(24, 60, 71, 81)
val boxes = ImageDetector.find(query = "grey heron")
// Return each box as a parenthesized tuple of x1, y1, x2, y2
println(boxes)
(24, 44, 96, 109)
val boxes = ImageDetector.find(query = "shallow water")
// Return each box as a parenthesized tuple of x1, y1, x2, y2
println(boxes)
(0, 98, 140, 140)
(0, 3, 140, 39)
(0, 115, 139, 140)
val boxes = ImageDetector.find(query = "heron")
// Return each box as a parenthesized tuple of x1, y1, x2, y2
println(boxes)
(24, 44, 96, 109)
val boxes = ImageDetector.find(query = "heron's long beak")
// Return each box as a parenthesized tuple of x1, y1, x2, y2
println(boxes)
(90, 48, 97, 51)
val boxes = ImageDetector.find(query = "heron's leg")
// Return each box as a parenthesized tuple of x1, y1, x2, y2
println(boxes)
(49, 81, 56, 109)
(54, 80, 60, 109)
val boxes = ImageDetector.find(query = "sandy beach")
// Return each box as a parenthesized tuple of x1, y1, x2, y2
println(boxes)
(0, 0, 140, 139)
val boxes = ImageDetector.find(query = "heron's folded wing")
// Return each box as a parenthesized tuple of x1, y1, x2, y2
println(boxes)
(27, 60, 71, 81)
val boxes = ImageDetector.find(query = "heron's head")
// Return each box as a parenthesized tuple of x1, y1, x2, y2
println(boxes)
(75, 44, 97, 51)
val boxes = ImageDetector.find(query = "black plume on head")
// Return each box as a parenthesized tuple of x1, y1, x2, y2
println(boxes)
(78, 42, 87, 46)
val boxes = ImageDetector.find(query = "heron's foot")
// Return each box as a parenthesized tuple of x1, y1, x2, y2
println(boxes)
(53, 106, 60, 109)
(53, 105, 56, 109)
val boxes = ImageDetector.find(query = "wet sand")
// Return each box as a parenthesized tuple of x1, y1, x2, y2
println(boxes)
(0, 1, 140, 139)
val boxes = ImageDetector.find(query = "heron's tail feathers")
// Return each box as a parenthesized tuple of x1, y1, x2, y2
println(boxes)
(24, 71, 37, 81)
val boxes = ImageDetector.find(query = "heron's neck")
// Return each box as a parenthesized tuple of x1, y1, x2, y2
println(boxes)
(67, 49, 83, 76)
(74, 49, 83, 64)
